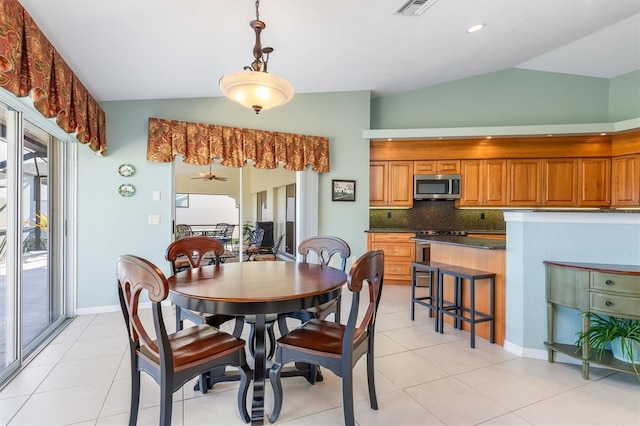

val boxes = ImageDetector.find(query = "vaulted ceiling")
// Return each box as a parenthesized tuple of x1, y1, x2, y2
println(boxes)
(18, 0, 640, 102)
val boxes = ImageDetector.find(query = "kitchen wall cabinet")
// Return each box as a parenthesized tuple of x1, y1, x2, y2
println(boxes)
(369, 161, 413, 207)
(578, 157, 611, 207)
(366, 232, 415, 282)
(611, 154, 640, 207)
(414, 160, 460, 174)
(458, 159, 507, 207)
(507, 158, 577, 207)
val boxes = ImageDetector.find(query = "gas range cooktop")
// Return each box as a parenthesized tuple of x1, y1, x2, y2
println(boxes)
(415, 230, 467, 237)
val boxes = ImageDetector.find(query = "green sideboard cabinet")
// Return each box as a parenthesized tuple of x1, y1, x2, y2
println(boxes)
(544, 261, 640, 379)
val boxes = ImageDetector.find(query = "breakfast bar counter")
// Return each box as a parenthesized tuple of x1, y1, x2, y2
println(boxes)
(410, 235, 506, 250)
(418, 238, 506, 345)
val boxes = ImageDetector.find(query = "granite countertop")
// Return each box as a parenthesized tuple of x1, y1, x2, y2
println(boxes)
(410, 235, 506, 250)
(367, 228, 417, 233)
(367, 228, 506, 234)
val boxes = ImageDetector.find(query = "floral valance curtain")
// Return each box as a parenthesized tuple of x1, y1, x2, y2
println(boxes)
(147, 117, 330, 172)
(0, 0, 107, 155)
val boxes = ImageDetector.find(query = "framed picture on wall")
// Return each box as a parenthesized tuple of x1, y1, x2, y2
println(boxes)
(332, 179, 356, 202)
(175, 193, 189, 208)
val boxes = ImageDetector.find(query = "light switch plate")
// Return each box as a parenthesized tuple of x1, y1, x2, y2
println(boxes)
(148, 215, 160, 225)
(152, 190, 161, 201)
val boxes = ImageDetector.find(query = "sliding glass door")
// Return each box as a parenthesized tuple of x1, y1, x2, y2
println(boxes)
(0, 102, 69, 386)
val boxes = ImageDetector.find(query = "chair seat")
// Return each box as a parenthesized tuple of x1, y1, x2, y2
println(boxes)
(139, 324, 246, 368)
(252, 253, 277, 261)
(277, 319, 346, 357)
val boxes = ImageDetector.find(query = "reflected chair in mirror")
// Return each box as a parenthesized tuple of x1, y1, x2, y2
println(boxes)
(269, 250, 384, 426)
(250, 233, 285, 261)
(243, 228, 264, 260)
(165, 237, 244, 344)
(117, 255, 251, 425)
(175, 224, 193, 240)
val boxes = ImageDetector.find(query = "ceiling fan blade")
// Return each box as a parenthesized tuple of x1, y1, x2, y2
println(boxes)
(214, 176, 228, 181)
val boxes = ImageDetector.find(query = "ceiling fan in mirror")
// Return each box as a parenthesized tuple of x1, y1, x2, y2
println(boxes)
(191, 164, 227, 182)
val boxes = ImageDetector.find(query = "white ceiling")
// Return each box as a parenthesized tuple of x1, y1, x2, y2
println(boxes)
(18, 0, 640, 103)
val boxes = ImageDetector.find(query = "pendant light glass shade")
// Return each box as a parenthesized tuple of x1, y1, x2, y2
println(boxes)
(219, 70, 294, 114)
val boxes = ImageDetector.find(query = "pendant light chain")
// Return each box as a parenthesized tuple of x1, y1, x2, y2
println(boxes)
(255, 0, 260, 21)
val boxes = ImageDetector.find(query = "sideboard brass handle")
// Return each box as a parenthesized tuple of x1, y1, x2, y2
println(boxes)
(605, 280, 613, 285)
(605, 301, 613, 307)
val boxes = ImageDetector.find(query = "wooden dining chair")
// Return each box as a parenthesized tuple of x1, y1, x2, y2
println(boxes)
(165, 236, 243, 339)
(116, 255, 251, 425)
(269, 250, 384, 426)
(166, 236, 276, 361)
(285, 236, 351, 326)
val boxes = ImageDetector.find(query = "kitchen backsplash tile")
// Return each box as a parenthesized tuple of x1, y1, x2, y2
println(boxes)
(369, 200, 505, 231)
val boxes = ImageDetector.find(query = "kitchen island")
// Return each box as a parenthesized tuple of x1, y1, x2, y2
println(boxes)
(412, 235, 506, 346)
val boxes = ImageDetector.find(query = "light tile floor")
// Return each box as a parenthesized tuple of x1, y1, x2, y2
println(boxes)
(1, 285, 639, 425)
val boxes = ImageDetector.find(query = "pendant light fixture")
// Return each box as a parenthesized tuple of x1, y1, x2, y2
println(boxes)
(219, 0, 294, 114)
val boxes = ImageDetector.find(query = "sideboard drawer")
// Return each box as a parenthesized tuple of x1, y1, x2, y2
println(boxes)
(590, 292, 640, 318)
(591, 272, 640, 294)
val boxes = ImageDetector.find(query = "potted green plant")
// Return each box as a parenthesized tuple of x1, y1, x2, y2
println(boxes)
(575, 313, 640, 377)
(242, 222, 255, 239)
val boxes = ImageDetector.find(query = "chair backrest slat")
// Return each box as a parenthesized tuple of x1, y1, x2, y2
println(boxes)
(165, 236, 224, 274)
(298, 236, 351, 271)
(344, 250, 384, 346)
(117, 255, 170, 357)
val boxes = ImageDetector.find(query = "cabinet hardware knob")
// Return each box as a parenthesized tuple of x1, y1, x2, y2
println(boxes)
(605, 280, 613, 285)
(605, 301, 613, 307)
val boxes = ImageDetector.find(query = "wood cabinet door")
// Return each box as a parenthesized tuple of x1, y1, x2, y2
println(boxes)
(437, 160, 461, 174)
(414, 161, 437, 174)
(369, 161, 388, 207)
(367, 232, 415, 282)
(507, 159, 541, 206)
(459, 160, 483, 206)
(414, 160, 460, 174)
(611, 154, 640, 206)
(460, 159, 506, 206)
(578, 157, 611, 207)
(388, 161, 413, 207)
(542, 158, 577, 206)
(484, 159, 507, 206)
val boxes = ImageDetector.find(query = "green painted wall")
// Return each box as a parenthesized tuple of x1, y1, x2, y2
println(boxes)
(371, 68, 613, 129)
(609, 70, 640, 121)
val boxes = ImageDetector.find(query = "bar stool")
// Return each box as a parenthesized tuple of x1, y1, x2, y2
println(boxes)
(411, 261, 447, 331)
(436, 265, 496, 348)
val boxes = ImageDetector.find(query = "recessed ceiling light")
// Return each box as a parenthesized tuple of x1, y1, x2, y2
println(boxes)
(467, 23, 485, 33)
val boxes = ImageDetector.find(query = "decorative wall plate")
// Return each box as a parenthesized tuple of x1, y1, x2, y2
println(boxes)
(118, 164, 135, 177)
(118, 183, 136, 197)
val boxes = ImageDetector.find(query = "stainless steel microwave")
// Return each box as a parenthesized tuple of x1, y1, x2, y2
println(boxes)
(413, 174, 461, 200)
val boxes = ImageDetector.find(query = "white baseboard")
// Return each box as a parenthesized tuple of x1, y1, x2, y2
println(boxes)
(503, 340, 583, 366)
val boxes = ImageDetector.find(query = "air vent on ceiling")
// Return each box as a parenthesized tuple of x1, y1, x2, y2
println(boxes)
(394, 0, 438, 16)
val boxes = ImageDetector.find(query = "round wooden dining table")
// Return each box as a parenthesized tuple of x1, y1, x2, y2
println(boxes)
(168, 261, 347, 425)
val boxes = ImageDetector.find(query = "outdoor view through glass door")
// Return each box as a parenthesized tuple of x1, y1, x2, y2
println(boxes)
(0, 103, 67, 385)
